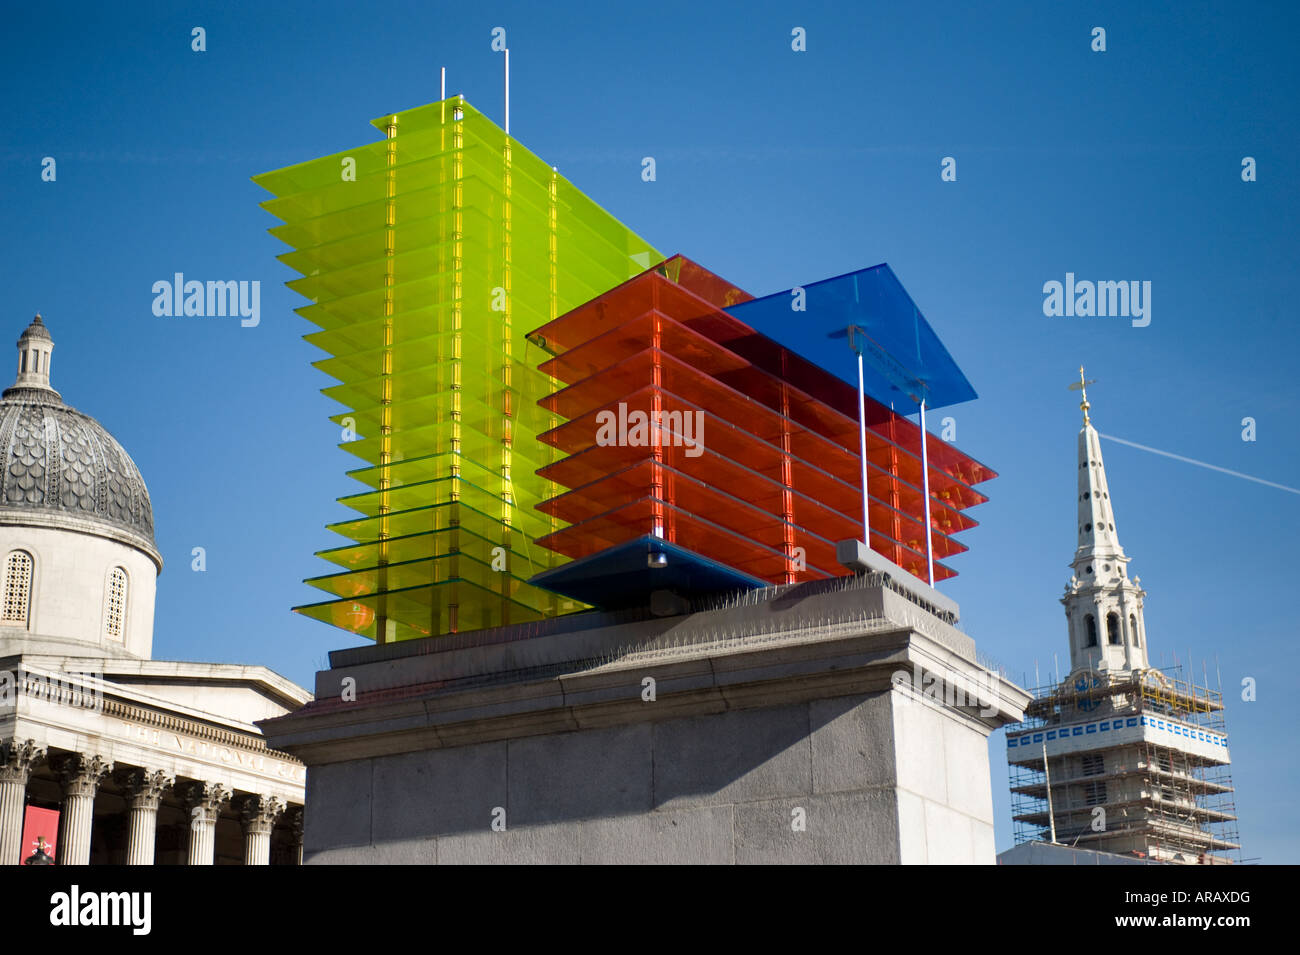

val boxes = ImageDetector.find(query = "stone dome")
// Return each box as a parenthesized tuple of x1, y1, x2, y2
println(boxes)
(0, 316, 157, 559)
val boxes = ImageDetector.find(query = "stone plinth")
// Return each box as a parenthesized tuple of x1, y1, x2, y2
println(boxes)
(261, 574, 1032, 865)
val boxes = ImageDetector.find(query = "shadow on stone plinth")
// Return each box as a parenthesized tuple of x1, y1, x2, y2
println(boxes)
(261, 574, 1031, 864)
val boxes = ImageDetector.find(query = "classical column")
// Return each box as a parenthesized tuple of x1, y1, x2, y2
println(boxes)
(117, 769, 172, 866)
(286, 806, 304, 866)
(0, 740, 45, 866)
(235, 794, 284, 865)
(54, 753, 113, 866)
(180, 782, 229, 866)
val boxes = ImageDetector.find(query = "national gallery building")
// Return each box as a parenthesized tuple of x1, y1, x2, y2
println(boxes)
(0, 316, 311, 865)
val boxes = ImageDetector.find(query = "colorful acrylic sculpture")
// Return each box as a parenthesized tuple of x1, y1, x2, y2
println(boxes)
(525, 256, 994, 608)
(259, 99, 993, 642)
(255, 98, 661, 641)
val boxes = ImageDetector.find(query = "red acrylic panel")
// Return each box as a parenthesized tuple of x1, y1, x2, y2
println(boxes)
(528, 256, 985, 591)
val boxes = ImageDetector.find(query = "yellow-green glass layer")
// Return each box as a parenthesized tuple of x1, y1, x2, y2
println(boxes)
(255, 98, 662, 642)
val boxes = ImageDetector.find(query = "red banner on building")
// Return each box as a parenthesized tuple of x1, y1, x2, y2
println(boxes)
(20, 806, 59, 864)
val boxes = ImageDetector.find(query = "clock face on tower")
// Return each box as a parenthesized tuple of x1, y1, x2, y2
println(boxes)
(1075, 672, 1103, 712)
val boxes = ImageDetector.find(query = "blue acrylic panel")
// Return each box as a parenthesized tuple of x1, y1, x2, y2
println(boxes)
(724, 263, 978, 411)
(528, 535, 765, 609)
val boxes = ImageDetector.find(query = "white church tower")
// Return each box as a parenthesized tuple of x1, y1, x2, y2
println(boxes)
(1062, 370, 1149, 676)
(1005, 370, 1240, 864)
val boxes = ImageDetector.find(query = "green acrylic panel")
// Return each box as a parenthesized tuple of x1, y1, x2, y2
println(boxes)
(255, 97, 662, 642)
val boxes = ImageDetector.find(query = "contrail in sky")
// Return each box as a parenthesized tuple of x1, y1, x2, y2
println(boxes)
(1099, 433, 1300, 496)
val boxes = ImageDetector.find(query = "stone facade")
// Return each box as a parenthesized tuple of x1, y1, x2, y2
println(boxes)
(263, 573, 1030, 865)
(0, 315, 311, 865)
(0, 646, 309, 864)
(1, 523, 158, 658)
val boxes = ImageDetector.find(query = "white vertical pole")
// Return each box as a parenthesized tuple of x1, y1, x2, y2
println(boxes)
(441, 67, 446, 100)
(1042, 740, 1058, 844)
(857, 348, 870, 548)
(919, 398, 934, 586)
(504, 49, 510, 135)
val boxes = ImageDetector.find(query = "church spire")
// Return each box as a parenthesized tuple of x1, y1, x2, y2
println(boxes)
(1060, 370, 1148, 675)
(1073, 369, 1125, 566)
(6, 314, 60, 399)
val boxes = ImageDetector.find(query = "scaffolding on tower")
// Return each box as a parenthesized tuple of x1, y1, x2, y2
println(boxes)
(1007, 664, 1240, 864)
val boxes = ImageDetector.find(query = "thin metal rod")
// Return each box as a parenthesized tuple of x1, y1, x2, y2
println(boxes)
(1042, 740, 1058, 844)
(504, 49, 510, 135)
(857, 350, 870, 547)
(919, 399, 934, 586)
(441, 67, 446, 100)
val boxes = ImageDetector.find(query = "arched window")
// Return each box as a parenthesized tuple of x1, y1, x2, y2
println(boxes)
(1084, 614, 1098, 647)
(104, 567, 128, 641)
(2, 550, 33, 627)
(1107, 612, 1121, 645)
(1130, 614, 1140, 647)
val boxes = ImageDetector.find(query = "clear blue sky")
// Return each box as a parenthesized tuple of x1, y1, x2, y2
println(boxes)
(2, 1, 1296, 861)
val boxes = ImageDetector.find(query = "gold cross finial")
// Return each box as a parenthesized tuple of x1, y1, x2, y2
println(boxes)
(1068, 365, 1097, 425)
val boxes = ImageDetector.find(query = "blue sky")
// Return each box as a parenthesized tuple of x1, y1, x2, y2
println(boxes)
(2, 1, 1296, 861)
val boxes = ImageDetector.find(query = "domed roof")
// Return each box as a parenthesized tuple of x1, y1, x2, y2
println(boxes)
(21, 313, 52, 342)
(0, 316, 157, 559)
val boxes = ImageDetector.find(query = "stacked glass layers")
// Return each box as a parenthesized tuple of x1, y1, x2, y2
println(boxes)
(254, 98, 661, 641)
(527, 256, 994, 599)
